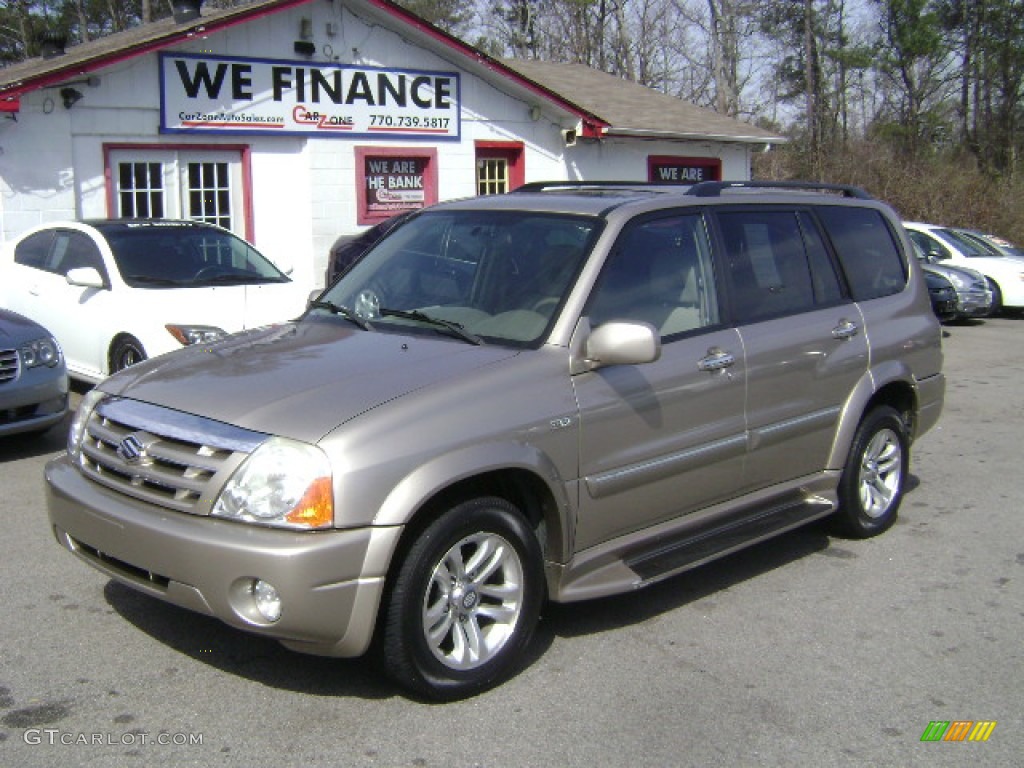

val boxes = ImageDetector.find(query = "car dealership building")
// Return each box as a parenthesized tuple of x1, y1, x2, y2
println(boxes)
(0, 0, 782, 288)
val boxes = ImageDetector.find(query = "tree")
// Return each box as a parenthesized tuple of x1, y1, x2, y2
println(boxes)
(873, 0, 958, 154)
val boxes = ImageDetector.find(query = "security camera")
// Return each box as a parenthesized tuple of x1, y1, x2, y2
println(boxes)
(561, 128, 577, 147)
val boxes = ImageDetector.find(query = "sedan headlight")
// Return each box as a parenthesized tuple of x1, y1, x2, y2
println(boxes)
(212, 437, 333, 529)
(20, 336, 62, 368)
(945, 272, 969, 290)
(166, 324, 228, 346)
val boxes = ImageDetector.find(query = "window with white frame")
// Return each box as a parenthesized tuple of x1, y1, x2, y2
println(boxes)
(108, 149, 244, 235)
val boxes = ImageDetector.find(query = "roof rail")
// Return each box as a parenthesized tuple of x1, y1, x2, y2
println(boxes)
(686, 180, 873, 199)
(511, 181, 667, 194)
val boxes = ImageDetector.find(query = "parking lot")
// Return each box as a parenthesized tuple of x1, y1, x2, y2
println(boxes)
(1, 316, 1020, 767)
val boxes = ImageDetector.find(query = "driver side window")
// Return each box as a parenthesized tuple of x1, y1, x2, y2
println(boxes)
(587, 213, 719, 339)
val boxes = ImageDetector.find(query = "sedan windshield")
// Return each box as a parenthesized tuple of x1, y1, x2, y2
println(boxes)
(320, 210, 600, 347)
(937, 228, 1004, 259)
(104, 226, 290, 287)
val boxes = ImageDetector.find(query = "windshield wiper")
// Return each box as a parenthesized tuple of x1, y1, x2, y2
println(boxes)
(379, 308, 484, 346)
(309, 300, 373, 331)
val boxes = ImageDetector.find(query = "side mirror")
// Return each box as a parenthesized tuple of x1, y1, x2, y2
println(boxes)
(65, 267, 106, 289)
(584, 321, 661, 369)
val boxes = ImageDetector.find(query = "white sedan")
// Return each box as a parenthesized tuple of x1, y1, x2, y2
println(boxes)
(0, 220, 309, 382)
(903, 221, 1024, 312)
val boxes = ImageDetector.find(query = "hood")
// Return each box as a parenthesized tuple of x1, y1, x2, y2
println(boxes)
(0, 308, 49, 345)
(102, 319, 520, 443)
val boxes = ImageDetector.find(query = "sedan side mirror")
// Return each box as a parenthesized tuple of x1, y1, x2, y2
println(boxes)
(65, 267, 106, 289)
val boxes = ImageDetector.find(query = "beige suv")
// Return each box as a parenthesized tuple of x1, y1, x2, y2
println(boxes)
(46, 181, 945, 699)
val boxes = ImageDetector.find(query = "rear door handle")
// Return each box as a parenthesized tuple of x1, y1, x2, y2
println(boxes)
(698, 348, 736, 372)
(831, 319, 860, 340)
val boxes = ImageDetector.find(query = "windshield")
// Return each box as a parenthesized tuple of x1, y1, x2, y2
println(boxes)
(319, 210, 600, 347)
(936, 228, 1004, 258)
(105, 226, 290, 287)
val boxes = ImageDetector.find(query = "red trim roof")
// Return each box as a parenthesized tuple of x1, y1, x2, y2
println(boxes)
(0, 0, 608, 135)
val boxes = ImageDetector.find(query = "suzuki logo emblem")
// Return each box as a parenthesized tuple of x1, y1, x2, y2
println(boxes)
(116, 434, 150, 466)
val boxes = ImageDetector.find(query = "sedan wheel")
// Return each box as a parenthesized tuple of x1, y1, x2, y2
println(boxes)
(110, 335, 147, 373)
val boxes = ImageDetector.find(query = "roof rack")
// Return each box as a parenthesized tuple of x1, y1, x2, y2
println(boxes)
(686, 180, 873, 199)
(511, 179, 874, 200)
(512, 181, 670, 194)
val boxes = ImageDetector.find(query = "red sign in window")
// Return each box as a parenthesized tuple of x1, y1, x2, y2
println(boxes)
(355, 147, 437, 224)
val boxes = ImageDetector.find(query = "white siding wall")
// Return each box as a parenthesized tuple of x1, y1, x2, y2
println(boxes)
(0, 2, 754, 291)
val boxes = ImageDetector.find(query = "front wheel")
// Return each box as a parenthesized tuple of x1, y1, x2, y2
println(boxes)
(379, 497, 544, 700)
(832, 406, 908, 538)
(987, 278, 1003, 315)
(109, 335, 147, 373)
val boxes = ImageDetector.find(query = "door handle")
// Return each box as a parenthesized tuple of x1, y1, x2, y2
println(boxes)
(698, 348, 735, 372)
(831, 319, 860, 340)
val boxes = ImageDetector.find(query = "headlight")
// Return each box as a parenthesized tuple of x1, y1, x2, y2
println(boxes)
(945, 272, 969, 290)
(212, 437, 333, 529)
(68, 389, 105, 461)
(20, 336, 61, 368)
(165, 324, 227, 346)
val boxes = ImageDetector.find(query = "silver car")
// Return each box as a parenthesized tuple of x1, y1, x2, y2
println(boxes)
(46, 181, 945, 699)
(0, 309, 68, 437)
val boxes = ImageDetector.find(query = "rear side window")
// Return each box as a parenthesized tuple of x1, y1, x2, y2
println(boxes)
(817, 207, 907, 301)
(716, 210, 821, 323)
(14, 230, 56, 271)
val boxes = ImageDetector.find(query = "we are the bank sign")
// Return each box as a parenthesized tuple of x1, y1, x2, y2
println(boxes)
(160, 53, 461, 140)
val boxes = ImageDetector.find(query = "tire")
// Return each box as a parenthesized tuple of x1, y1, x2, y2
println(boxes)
(109, 335, 147, 373)
(987, 278, 1003, 316)
(832, 406, 908, 538)
(380, 497, 544, 700)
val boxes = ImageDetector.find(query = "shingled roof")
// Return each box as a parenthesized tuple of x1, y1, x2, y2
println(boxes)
(501, 59, 784, 145)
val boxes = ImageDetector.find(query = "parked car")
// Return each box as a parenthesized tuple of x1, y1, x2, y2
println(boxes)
(0, 309, 68, 437)
(910, 241, 992, 321)
(47, 181, 944, 699)
(903, 221, 1024, 313)
(921, 270, 959, 323)
(951, 227, 1024, 260)
(325, 210, 419, 287)
(0, 220, 309, 382)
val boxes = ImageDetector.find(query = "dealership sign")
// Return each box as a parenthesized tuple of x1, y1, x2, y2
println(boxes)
(159, 53, 461, 140)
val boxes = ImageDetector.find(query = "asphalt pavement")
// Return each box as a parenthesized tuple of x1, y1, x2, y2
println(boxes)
(0, 316, 1020, 767)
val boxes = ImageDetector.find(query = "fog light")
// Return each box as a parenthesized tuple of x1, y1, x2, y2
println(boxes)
(252, 579, 282, 622)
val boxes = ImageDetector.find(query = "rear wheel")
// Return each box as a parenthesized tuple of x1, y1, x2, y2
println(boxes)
(109, 335, 147, 373)
(380, 497, 544, 700)
(832, 406, 908, 538)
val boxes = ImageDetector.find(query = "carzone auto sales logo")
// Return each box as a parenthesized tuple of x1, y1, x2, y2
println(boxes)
(160, 53, 460, 139)
(292, 104, 354, 131)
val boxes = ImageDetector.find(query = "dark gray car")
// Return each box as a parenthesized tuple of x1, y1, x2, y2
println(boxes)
(46, 181, 944, 700)
(0, 309, 68, 437)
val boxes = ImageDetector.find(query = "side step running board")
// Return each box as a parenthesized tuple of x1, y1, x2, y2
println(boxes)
(626, 498, 834, 582)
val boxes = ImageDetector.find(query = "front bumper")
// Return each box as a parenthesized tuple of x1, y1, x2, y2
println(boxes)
(955, 289, 993, 318)
(0, 366, 68, 437)
(45, 456, 402, 657)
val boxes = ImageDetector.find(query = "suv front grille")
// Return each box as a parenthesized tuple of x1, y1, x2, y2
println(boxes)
(0, 349, 18, 384)
(77, 397, 266, 515)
